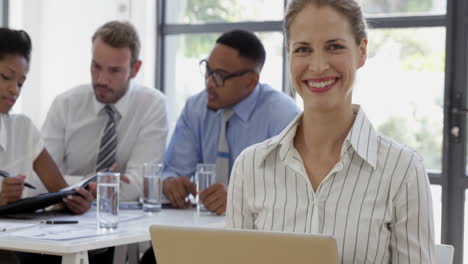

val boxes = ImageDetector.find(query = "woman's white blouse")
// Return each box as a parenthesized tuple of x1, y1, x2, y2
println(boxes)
(226, 105, 435, 264)
(0, 114, 44, 197)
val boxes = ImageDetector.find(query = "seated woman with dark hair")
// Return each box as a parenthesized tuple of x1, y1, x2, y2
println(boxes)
(0, 27, 94, 212)
(0, 27, 96, 264)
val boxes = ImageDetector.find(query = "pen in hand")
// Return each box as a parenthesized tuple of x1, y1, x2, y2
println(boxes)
(0, 170, 36, 190)
(40, 220, 79, 224)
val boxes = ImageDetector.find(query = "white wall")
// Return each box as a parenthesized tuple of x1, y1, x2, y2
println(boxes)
(8, 0, 156, 128)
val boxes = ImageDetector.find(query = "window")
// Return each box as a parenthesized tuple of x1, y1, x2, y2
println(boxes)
(355, 27, 445, 172)
(0, 0, 7, 26)
(360, 0, 446, 16)
(157, 0, 468, 263)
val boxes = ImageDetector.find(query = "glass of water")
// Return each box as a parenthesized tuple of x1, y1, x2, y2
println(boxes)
(142, 162, 163, 213)
(97, 171, 120, 230)
(195, 163, 216, 214)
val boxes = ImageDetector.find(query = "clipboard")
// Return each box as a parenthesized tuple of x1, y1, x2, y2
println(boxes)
(0, 175, 97, 215)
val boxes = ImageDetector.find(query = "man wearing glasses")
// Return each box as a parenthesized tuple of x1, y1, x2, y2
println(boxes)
(162, 29, 300, 215)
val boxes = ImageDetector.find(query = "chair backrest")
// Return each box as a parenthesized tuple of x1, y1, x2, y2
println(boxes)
(435, 244, 454, 264)
(150, 225, 340, 264)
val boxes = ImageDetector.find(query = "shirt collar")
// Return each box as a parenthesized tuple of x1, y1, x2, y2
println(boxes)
(258, 104, 378, 169)
(344, 105, 378, 169)
(0, 114, 7, 151)
(92, 81, 135, 118)
(230, 83, 261, 122)
(261, 112, 301, 164)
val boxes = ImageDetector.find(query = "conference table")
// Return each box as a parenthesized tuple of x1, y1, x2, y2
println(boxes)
(0, 208, 225, 264)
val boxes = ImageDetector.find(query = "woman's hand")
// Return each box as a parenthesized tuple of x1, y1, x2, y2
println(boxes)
(0, 175, 26, 205)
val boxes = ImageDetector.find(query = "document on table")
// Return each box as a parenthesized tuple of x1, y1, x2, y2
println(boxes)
(9, 225, 123, 240)
(57, 210, 146, 225)
(0, 222, 36, 232)
(2, 208, 146, 224)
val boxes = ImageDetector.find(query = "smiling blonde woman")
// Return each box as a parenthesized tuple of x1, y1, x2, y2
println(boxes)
(226, 0, 435, 263)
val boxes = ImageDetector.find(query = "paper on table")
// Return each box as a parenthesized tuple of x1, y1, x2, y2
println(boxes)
(53, 210, 146, 225)
(0, 222, 36, 232)
(9, 225, 123, 240)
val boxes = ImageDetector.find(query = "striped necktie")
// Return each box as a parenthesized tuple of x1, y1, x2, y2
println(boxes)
(96, 105, 117, 172)
(215, 109, 235, 185)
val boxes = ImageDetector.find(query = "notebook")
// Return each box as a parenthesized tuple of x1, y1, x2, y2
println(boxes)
(0, 175, 97, 215)
(150, 225, 339, 264)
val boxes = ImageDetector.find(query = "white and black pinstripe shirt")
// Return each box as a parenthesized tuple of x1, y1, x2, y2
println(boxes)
(226, 105, 435, 264)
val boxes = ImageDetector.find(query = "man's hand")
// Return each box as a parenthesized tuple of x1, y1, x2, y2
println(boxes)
(199, 183, 227, 215)
(86, 182, 97, 198)
(163, 176, 196, 209)
(63, 187, 94, 215)
(0, 175, 26, 205)
(108, 163, 130, 184)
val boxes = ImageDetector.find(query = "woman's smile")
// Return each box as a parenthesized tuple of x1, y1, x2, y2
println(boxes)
(302, 77, 339, 93)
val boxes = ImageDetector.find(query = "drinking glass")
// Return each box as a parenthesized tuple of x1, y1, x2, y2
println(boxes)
(195, 164, 216, 214)
(97, 171, 120, 230)
(143, 162, 163, 213)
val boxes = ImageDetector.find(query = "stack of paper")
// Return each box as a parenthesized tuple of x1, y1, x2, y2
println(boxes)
(0, 222, 36, 232)
(9, 225, 123, 240)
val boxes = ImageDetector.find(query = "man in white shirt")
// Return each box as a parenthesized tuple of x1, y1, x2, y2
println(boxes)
(40, 21, 168, 201)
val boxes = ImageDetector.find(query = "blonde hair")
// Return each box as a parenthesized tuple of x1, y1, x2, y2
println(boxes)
(92, 21, 140, 66)
(284, 0, 367, 45)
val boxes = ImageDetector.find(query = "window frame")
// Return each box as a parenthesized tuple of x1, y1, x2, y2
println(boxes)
(442, 1, 468, 264)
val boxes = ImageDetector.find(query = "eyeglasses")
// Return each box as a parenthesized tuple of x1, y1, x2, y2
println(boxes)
(199, 59, 256, 87)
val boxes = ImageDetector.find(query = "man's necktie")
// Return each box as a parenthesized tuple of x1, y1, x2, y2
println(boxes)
(96, 105, 117, 172)
(215, 109, 235, 185)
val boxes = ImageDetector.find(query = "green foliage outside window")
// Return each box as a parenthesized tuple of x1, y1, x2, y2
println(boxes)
(360, 0, 434, 14)
(178, 0, 272, 59)
(378, 110, 442, 171)
(367, 28, 444, 170)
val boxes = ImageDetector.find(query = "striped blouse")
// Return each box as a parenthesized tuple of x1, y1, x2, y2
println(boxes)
(226, 105, 435, 264)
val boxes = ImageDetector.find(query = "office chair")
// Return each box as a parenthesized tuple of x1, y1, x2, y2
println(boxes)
(435, 244, 454, 264)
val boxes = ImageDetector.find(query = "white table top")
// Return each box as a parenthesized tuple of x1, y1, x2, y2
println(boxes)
(0, 208, 225, 255)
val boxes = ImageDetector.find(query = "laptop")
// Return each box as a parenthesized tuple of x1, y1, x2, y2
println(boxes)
(150, 225, 339, 264)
